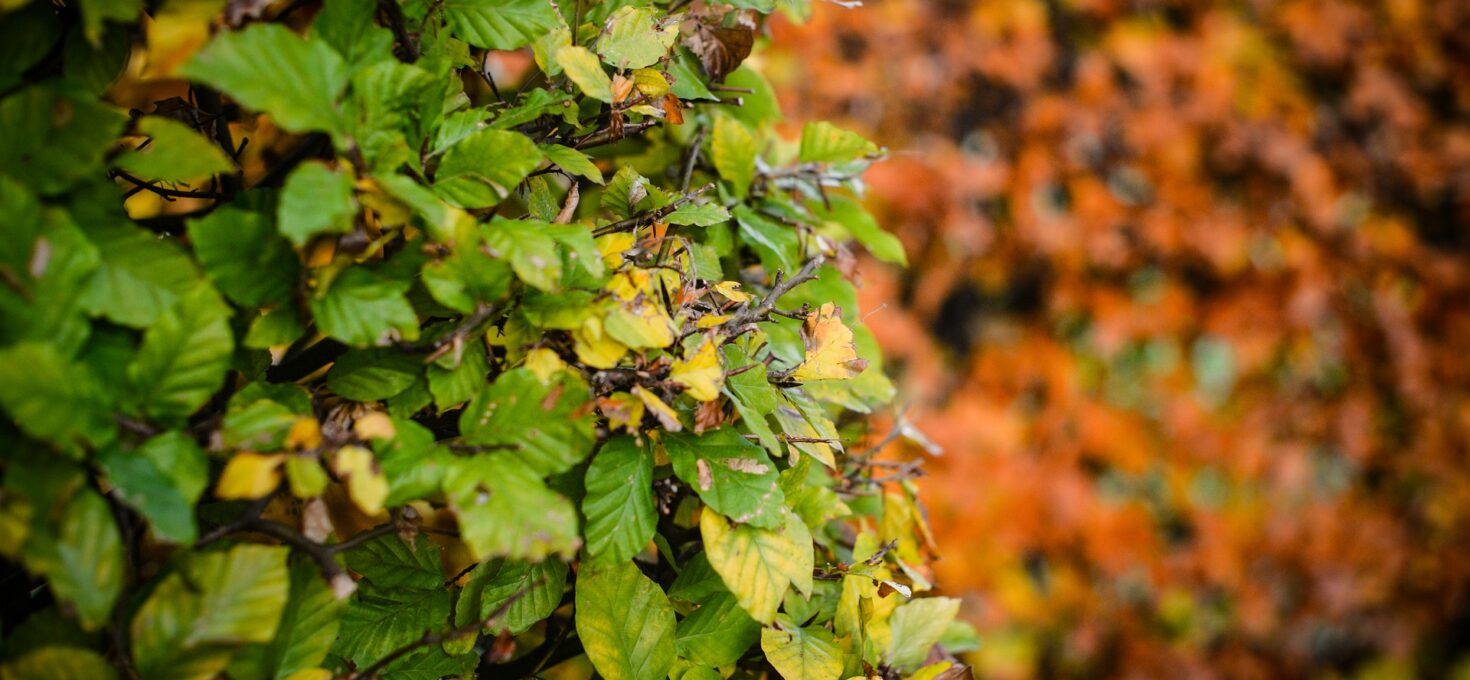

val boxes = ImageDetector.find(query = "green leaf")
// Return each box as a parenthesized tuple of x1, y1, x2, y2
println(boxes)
(126, 285, 234, 421)
(557, 45, 613, 103)
(484, 218, 563, 291)
(314, 0, 394, 70)
(333, 535, 451, 668)
(80, 224, 205, 328)
(62, 23, 131, 94)
(40, 489, 124, 631)
(444, 0, 563, 50)
(278, 161, 357, 246)
(421, 246, 514, 313)
(132, 545, 290, 679)
(443, 455, 580, 561)
(575, 561, 677, 680)
(425, 339, 489, 410)
(0, 86, 127, 194)
(458, 368, 596, 476)
(700, 509, 813, 624)
(230, 557, 348, 680)
(721, 66, 781, 129)
(676, 592, 761, 667)
(78, 0, 139, 43)
(666, 201, 730, 227)
(532, 22, 572, 76)
(885, 597, 961, 672)
(98, 432, 207, 543)
(545, 223, 604, 281)
(0, 4, 62, 93)
(668, 49, 716, 101)
(377, 647, 477, 679)
(734, 205, 800, 274)
(0, 342, 114, 453)
(798, 121, 878, 164)
(245, 305, 307, 349)
(582, 437, 657, 564)
(664, 428, 785, 528)
(489, 89, 576, 131)
(113, 116, 234, 182)
(434, 129, 544, 208)
(597, 7, 678, 70)
(190, 207, 301, 307)
(309, 266, 420, 346)
(712, 115, 756, 197)
(454, 559, 568, 635)
(602, 166, 650, 219)
(539, 143, 605, 184)
(668, 552, 726, 605)
(0, 646, 118, 680)
(327, 348, 423, 401)
(809, 195, 905, 265)
(180, 24, 348, 137)
(761, 617, 844, 680)
(0, 214, 98, 356)
(343, 532, 442, 590)
(723, 345, 777, 407)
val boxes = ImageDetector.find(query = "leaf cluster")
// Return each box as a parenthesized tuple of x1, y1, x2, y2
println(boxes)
(0, 1, 970, 680)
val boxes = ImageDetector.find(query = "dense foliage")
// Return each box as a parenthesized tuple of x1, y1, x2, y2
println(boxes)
(0, 1, 973, 679)
(770, 1, 1470, 677)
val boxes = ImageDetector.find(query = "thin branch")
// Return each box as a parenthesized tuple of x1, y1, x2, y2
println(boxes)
(592, 183, 714, 237)
(377, 0, 420, 62)
(573, 119, 661, 149)
(326, 522, 400, 555)
(196, 495, 357, 599)
(720, 256, 825, 331)
(110, 170, 227, 200)
(680, 124, 705, 192)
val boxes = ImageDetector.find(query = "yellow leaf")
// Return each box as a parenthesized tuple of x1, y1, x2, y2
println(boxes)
(670, 337, 723, 402)
(333, 446, 388, 516)
(524, 347, 568, 383)
(605, 301, 675, 349)
(700, 508, 814, 624)
(696, 314, 731, 329)
(216, 452, 285, 499)
(285, 417, 322, 450)
(356, 178, 414, 228)
(633, 385, 682, 432)
(353, 412, 396, 440)
(608, 269, 655, 301)
(761, 623, 844, 680)
(631, 68, 671, 97)
(283, 670, 333, 680)
(790, 303, 868, 381)
(597, 392, 646, 433)
(143, 0, 219, 77)
(574, 316, 628, 368)
(712, 281, 750, 303)
(596, 232, 636, 269)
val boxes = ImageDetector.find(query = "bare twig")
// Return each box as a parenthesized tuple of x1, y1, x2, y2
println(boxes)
(196, 494, 357, 598)
(110, 170, 227, 200)
(680, 124, 705, 192)
(720, 256, 825, 331)
(377, 0, 420, 62)
(573, 119, 661, 149)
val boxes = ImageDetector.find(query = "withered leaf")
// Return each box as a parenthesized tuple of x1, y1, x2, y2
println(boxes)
(685, 22, 755, 83)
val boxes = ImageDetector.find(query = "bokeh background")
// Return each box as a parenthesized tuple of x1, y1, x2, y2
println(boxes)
(762, 1, 1470, 677)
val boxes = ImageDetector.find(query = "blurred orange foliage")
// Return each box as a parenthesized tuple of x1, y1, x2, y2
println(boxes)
(768, 0, 1470, 676)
